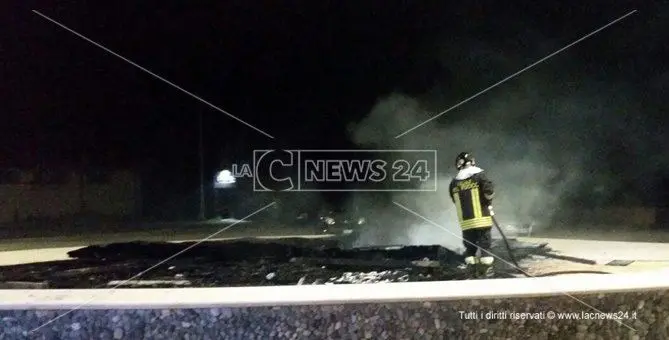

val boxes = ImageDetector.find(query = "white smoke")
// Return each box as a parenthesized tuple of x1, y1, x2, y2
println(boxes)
(344, 67, 643, 248)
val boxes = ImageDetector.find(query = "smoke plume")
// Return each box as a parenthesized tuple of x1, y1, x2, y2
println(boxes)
(346, 37, 659, 250)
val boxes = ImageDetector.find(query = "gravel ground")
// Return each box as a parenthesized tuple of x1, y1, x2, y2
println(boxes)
(1, 290, 666, 339)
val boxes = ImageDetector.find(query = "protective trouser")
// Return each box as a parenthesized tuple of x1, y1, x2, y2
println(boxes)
(462, 226, 494, 267)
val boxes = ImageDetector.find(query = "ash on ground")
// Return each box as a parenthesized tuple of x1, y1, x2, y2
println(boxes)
(0, 237, 550, 289)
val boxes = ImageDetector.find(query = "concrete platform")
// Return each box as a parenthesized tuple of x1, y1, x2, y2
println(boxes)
(2, 236, 668, 339)
(0, 247, 79, 266)
(2, 235, 669, 276)
(516, 237, 669, 276)
(2, 267, 669, 309)
(519, 237, 669, 262)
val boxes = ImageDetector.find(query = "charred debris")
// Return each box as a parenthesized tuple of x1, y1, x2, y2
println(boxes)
(0, 210, 560, 288)
(0, 233, 555, 289)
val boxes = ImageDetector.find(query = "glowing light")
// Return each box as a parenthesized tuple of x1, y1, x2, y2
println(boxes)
(214, 169, 236, 188)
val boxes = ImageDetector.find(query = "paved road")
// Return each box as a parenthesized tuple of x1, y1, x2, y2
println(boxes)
(0, 222, 321, 251)
(0, 234, 337, 266)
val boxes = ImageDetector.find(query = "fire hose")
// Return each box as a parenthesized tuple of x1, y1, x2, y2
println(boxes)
(489, 206, 611, 277)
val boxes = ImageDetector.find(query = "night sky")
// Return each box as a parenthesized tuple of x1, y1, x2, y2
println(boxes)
(2, 1, 667, 218)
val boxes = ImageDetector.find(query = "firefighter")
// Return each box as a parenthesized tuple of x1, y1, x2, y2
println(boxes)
(449, 152, 495, 277)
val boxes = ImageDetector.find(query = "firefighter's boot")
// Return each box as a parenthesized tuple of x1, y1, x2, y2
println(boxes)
(459, 256, 478, 277)
(480, 256, 495, 278)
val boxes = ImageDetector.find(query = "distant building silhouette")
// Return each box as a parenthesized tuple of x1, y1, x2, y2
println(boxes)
(0, 167, 141, 224)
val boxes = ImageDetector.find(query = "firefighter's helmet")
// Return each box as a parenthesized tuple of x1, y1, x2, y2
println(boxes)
(455, 152, 475, 170)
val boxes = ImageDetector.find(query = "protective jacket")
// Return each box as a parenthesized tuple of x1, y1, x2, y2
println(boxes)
(449, 166, 495, 230)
